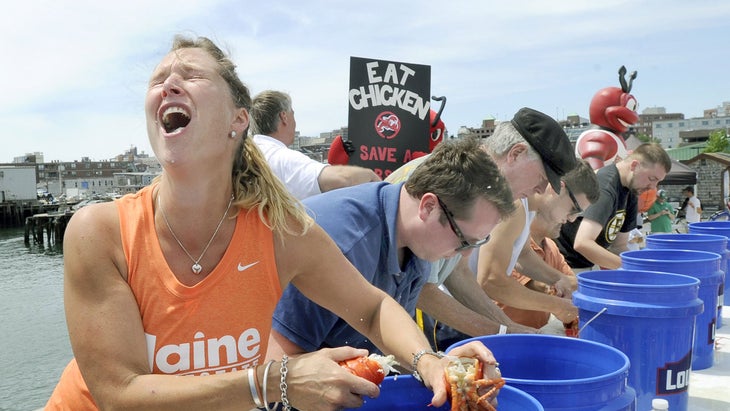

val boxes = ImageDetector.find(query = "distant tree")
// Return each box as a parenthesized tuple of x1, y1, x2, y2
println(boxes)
(634, 133, 661, 144)
(636, 133, 652, 143)
(703, 129, 730, 153)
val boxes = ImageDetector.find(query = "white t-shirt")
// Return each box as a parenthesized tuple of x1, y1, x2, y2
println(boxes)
(253, 134, 328, 200)
(685, 195, 702, 223)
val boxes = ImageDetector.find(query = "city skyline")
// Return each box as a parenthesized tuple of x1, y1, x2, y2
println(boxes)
(3, 1, 730, 162)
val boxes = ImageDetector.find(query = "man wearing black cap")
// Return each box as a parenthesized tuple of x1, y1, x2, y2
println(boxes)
(467, 108, 583, 329)
(557, 143, 672, 271)
(388, 107, 581, 347)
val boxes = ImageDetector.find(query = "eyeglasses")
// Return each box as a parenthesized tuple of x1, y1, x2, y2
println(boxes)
(564, 184, 584, 217)
(437, 197, 490, 252)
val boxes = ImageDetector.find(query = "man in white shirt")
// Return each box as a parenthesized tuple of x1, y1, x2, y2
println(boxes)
(682, 185, 702, 223)
(251, 90, 380, 199)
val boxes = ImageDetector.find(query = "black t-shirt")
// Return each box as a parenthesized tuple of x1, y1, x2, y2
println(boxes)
(557, 164, 638, 268)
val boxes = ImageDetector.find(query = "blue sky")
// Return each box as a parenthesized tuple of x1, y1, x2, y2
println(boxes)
(2, 0, 729, 162)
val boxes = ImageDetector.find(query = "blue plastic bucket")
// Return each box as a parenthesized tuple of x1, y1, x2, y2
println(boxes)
(573, 269, 703, 411)
(689, 221, 730, 324)
(349, 374, 544, 411)
(447, 334, 635, 411)
(646, 233, 727, 328)
(621, 249, 721, 371)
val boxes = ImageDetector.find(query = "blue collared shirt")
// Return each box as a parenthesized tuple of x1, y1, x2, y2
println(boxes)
(272, 182, 430, 353)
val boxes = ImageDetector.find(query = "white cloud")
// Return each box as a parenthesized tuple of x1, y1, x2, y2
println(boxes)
(2, 0, 730, 161)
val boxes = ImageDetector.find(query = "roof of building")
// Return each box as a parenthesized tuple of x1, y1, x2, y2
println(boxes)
(685, 151, 730, 166)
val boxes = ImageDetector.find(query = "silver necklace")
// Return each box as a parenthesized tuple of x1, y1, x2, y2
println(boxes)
(157, 193, 234, 274)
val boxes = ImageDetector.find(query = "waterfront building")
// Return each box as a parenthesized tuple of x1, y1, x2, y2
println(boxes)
(652, 115, 730, 150)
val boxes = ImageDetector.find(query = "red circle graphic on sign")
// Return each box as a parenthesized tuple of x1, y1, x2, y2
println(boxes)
(374, 111, 401, 140)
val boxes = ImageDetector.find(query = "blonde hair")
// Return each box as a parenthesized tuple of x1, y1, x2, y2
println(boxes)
(232, 137, 312, 235)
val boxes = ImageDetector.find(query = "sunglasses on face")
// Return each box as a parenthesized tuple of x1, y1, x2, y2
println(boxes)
(437, 197, 490, 252)
(564, 184, 584, 217)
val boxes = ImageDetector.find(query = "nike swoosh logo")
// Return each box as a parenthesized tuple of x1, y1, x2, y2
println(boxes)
(237, 261, 260, 272)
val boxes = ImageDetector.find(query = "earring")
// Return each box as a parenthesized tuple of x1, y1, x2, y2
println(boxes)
(230, 131, 237, 138)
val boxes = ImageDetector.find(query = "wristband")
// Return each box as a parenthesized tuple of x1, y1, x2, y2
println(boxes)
(411, 349, 445, 382)
(248, 366, 263, 407)
(262, 360, 277, 411)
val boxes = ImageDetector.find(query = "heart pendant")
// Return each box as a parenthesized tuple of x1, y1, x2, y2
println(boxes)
(192, 263, 203, 274)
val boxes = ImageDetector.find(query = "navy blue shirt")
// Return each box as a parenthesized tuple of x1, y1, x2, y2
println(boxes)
(272, 182, 431, 353)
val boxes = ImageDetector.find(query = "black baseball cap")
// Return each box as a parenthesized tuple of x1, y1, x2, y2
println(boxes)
(510, 107, 577, 193)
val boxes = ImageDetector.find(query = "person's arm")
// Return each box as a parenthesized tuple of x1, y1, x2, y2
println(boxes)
(515, 242, 576, 297)
(646, 204, 669, 222)
(573, 218, 623, 269)
(416, 260, 537, 335)
(607, 231, 630, 255)
(276, 222, 497, 408)
(317, 164, 381, 192)
(694, 198, 703, 215)
(64, 203, 267, 411)
(475, 206, 578, 324)
(417, 283, 505, 336)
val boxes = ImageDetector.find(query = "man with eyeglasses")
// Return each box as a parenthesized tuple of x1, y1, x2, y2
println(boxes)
(387, 107, 580, 349)
(466, 162, 597, 334)
(557, 143, 672, 271)
(493, 160, 599, 331)
(268, 138, 515, 357)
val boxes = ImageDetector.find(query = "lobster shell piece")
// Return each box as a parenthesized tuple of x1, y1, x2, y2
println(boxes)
(339, 354, 399, 385)
(444, 357, 505, 411)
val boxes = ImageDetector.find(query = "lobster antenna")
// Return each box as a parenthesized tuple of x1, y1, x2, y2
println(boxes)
(431, 95, 447, 127)
(618, 66, 638, 93)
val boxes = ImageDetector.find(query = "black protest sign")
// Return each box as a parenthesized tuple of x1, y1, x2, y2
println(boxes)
(347, 57, 431, 179)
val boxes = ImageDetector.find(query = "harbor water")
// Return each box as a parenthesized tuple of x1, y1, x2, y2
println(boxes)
(0, 228, 72, 411)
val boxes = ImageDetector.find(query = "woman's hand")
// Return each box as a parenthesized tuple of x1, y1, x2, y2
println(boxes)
(282, 347, 381, 411)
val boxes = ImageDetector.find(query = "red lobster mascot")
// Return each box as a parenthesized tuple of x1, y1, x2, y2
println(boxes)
(575, 66, 638, 170)
(328, 96, 447, 166)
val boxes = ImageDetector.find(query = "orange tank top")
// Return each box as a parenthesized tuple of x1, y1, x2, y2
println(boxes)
(45, 185, 281, 410)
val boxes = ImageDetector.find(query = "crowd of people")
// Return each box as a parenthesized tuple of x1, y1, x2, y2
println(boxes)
(45, 34, 675, 410)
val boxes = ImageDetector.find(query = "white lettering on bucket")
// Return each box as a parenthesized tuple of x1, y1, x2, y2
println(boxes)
(665, 368, 690, 390)
(657, 350, 692, 395)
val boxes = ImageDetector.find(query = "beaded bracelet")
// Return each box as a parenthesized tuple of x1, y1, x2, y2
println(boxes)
(247, 366, 263, 407)
(411, 349, 445, 382)
(280, 355, 292, 411)
(262, 360, 277, 411)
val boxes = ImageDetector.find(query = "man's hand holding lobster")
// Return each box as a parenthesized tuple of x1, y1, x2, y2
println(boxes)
(421, 341, 502, 410)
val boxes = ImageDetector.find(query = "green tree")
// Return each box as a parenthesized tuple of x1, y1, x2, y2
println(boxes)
(703, 129, 730, 153)
(635, 133, 661, 144)
(636, 133, 651, 143)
